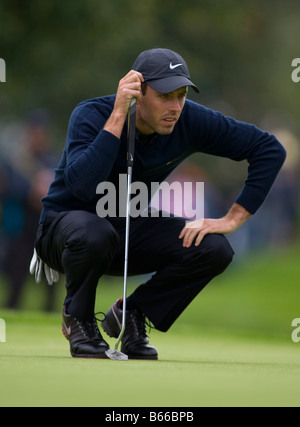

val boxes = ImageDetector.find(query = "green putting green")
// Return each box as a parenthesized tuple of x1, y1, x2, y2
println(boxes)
(0, 311, 299, 407)
(1, 246, 300, 407)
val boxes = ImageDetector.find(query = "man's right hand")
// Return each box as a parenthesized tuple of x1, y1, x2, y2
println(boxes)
(104, 70, 143, 139)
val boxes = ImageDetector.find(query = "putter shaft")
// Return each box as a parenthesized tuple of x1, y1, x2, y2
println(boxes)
(114, 168, 132, 351)
(113, 98, 136, 353)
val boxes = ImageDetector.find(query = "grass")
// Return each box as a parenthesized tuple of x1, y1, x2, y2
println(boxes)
(1, 244, 300, 407)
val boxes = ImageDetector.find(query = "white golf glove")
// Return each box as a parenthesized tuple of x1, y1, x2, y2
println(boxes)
(29, 248, 60, 286)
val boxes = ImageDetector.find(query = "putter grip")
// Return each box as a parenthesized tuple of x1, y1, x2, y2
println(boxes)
(130, 97, 136, 108)
(127, 98, 136, 168)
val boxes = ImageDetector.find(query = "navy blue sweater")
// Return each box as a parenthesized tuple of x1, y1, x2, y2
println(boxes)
(40, 95, 286, 222)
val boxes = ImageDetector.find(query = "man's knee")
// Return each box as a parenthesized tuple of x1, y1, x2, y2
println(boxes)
(81, 219, 119, 263)
(87, 220, 119, 259)
(202, 233, 234, 274)
(63, 213, 119, 262)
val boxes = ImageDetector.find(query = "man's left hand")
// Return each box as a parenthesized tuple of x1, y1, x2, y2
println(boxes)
(179, 203, 251, 248)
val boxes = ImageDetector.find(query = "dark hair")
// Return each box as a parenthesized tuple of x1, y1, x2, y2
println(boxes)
(141, 81, 147, 95)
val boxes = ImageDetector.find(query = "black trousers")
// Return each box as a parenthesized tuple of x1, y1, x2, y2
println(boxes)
(35, 210, 234, 332)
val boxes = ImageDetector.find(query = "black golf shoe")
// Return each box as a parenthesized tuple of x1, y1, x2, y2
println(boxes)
(62, 307, 109, 358)
(101, 298, 158, 360)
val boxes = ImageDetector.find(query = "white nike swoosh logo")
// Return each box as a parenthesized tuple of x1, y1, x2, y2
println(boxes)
(169, 62, 183, 70)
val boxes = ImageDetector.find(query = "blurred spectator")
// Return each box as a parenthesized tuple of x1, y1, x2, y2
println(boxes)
(0, 109, 58, 310)
(226, 127, 300, 255)
(150, 160, 225, 221)
(150, 135, 299, 258)
(247, 128, 299, 247)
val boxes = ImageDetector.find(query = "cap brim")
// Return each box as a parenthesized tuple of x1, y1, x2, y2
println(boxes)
(146, 76, 199, 94)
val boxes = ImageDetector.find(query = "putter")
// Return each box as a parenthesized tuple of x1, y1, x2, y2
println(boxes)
(106, 97, 137, 361)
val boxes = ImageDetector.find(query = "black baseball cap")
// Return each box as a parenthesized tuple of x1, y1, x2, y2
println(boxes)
(132, 48, 199, 94)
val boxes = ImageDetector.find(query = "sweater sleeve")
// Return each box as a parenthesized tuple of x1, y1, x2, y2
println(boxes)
(189, 104, 287, 214)
(63, 102, 121, 201)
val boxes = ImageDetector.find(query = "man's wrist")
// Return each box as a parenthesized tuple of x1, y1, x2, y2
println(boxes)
(103, 110, 127, 139)
(226, 203, 251, 230)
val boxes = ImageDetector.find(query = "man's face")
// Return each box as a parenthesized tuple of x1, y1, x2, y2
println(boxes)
(136, 85, 188, 135)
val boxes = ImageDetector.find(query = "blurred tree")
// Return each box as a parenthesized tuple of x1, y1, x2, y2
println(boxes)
(0, 0, 299, 142)
(0, 0, 299, 259)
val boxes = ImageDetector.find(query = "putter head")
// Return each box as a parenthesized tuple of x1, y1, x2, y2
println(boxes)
(105, 349, 128, 361)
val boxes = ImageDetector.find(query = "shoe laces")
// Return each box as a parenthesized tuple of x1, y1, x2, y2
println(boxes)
(145, 318, 155, 335)
(126, 310, 150, 339)
(77, 313, 106, 341)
